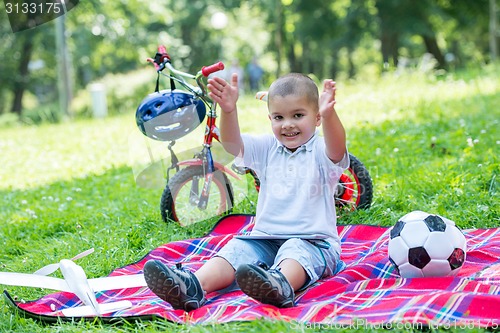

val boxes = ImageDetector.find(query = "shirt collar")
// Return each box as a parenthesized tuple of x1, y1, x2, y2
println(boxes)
(275, 130, 318, 154)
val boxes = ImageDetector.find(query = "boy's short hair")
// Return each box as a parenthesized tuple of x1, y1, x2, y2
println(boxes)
(268, 73, 319, 110)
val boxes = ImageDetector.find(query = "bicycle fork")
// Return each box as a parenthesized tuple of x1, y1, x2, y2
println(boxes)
(191, 146, 214, 210)
(176, 147, 241, 212)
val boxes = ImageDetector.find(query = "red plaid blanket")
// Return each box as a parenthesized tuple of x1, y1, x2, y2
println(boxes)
(4, 214, 500, 328)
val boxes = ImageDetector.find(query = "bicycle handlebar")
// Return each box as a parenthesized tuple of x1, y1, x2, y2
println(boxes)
(147, 45, 224, 77)
(147, 45, 225, 96)
(201, 62, 225, 77)
(164, 62, 196, 80)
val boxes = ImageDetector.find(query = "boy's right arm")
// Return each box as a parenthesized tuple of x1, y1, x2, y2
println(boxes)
(207, 74, 244, 157)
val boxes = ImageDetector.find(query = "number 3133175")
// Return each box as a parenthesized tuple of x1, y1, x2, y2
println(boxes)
(5, 2, 62, 15)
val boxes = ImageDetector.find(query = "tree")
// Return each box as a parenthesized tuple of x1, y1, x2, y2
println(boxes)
(0, 0, 495, 120)
(438, 0, 492, 64)
(0, 11, 16, 115)
(375, 0, 493, 70)
(491, 0, 499, 60)
(10, 32, 37, 115)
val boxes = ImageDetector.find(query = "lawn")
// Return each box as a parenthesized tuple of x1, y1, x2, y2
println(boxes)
(0, 65, 498, 332)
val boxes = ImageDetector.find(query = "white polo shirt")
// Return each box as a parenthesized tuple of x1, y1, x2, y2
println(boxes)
(238, 132, 349, 253)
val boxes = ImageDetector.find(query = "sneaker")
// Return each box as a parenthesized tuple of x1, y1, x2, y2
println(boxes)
(143, 260, 206, 311)
(235, 263, 295, 308)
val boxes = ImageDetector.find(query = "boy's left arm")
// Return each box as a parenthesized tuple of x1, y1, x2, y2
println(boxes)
(319, 80, 347, 163)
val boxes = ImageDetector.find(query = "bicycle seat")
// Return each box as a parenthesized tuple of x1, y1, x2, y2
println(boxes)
(136, 89, 206, 141)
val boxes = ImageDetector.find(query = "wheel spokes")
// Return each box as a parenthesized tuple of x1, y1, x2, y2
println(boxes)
(173, 176, 228, 225)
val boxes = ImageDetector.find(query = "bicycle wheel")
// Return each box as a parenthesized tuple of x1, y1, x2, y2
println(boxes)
(160, 166, 234, 226)
(334, 153, 373, 213)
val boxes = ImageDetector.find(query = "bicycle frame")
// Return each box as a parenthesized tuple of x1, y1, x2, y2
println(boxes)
(148, 47, 240, 210)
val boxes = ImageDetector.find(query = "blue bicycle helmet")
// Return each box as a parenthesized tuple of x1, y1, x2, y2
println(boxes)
(136, 89, 206, 141)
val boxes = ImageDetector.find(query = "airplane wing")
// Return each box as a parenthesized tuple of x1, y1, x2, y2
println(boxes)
(0, 272, 71, 292)
(0, 271, 147, 294)
(88, 274, 147, 291)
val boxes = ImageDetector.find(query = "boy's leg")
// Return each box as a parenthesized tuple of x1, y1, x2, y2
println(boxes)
(235, 242, 306, 309)
(276, 258, 307, 290)
(143, 257, 234, 312)
(195, 256, 235, 292)
(144, 238, 278, 311)
(235, 262, 296, 308)
(143, 260, 206, 312)
(236, 238, 342, 308)
(234, 258, 306, 297)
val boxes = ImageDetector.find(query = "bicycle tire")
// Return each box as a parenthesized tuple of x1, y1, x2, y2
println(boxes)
(160, 166, 234, 225)
(335, 153, 373, 212)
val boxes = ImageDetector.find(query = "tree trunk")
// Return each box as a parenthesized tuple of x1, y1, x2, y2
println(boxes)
(380, 31, 399, 69)
(490, 0, 498, 61)
(330, 51, 339, 79)
(421, 34, 446, 69)
(287, 41, 299, 73)
(11, 35, 35, 115)
(275, 0, 284, 77)
(347, 45, 356, 78)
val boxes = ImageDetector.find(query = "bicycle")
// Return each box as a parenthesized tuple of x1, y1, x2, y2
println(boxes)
(136, 46, 373, 226)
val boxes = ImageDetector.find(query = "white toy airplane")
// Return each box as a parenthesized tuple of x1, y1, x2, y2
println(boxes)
(0, 249, 147, 317)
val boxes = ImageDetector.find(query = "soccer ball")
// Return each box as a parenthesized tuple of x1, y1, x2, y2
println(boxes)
(388, 211, 467, 278)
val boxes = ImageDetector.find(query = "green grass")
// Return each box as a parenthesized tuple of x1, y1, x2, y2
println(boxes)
(0, 65, 499, 332)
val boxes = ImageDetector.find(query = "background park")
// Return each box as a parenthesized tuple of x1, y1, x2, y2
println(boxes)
(0, 0, 499, 332)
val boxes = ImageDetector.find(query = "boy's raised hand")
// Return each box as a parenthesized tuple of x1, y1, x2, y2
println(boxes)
(319, 79, 337, 119)
(208, 73, 239, 113)
(319, 79, 346, 162)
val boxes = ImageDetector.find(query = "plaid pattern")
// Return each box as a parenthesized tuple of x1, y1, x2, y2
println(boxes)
(6, 214, 500, 327)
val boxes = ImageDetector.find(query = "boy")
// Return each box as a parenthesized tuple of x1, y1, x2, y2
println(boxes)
(143, 73, 349, 311)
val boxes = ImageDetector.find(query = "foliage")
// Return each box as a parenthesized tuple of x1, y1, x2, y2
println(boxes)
(0, 66, 498, 332)
(0, 0, 496, 121)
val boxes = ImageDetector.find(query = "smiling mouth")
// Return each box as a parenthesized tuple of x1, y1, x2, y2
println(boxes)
(283, 132, 300, 137)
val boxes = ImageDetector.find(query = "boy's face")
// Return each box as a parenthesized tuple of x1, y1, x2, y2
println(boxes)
(268, 94, 320, 152)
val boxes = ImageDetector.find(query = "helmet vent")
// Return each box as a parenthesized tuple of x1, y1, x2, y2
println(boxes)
(155, 123, 181, 132)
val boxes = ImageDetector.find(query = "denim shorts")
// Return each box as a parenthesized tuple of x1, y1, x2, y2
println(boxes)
(216, 237, 345, 291)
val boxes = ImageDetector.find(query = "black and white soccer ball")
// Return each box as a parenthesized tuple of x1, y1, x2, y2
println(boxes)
(388, 211, 467, 278)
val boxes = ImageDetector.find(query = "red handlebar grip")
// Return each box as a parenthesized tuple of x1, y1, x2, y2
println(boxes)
(201, 62, 225, 77)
